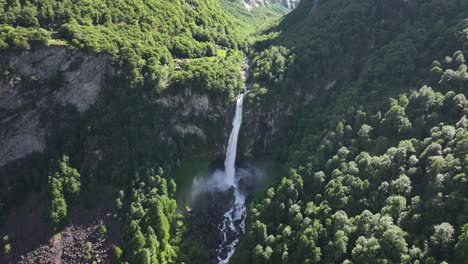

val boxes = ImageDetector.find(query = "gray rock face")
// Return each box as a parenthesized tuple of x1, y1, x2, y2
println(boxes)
(244, 0, 300, 10)
(240, 101, 292, 157)
(156, 89, 214, 118)
(280, 0, 301, 9)
(0, 46, 111, 166)
(154, 87, 229, 160)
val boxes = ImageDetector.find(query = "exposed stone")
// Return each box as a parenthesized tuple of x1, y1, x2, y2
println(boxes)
(241, 100, 291, 157)
(244, 0, 301, 10)
(0, 46, 111, 166)
(174, 124, 207, 139)
(189, 187, 235, 264)
(155, 89, 217, 117)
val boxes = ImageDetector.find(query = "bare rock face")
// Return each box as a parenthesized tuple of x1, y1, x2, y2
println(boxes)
(155, 88, 216, 118)
(0, 46, 111, 167)
(279, 0, 301, 9)
(154, 87, 229, 159)
(188, 187, 235, 263)
(244, 0, 300, 10)
(240, 101, 293, 158)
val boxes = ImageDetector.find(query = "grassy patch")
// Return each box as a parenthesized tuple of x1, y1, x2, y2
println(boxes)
(47, 39, 69, 46)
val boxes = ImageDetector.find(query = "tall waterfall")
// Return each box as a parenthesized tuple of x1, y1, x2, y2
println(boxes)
(224, 94, 245, 188)
(217, 93, 247, 264)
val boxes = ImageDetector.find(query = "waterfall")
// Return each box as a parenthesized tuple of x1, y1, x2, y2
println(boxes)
(217, 93, 247, 264)
(224, 94, 245, 188)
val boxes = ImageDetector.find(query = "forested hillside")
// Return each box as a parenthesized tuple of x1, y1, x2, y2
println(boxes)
(234, 76, 468, 264)
(1, 0, 467, 263)
(220, 0, 288, 34)
(0, 0, 285, 263)
(0, 0, 257, 189)
(1, 0, 247, 82)
(233, 0, 468, 263)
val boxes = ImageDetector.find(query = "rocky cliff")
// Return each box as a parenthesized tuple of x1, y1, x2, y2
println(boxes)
(154, 86, 231, 160)
(0, 46, 111, 167)
(0, 45, 285, 178)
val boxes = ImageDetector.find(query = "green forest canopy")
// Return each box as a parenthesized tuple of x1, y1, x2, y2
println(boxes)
(1, 0, 468, 263)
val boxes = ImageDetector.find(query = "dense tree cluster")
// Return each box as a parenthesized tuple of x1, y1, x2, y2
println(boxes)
(233, 57, 468, 263)
(114, 168, 183, 264)
(0, 0, 241, 85)
(251, 46, 294, 85)
(246, 0, 468, 110)
(48, 155, 81, 231)
(0, 24, 49, 49)
(172, 50, 244, 97)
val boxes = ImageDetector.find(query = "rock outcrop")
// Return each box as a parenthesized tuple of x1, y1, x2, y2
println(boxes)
(244, 0, 301, 10)
(0, 46, 111, 167)
(240, 101, 293, 158)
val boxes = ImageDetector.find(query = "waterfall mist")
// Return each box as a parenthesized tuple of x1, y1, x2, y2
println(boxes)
(190, 94, 246, 199)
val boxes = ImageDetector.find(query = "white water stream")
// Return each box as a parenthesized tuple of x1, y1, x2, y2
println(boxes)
(216, 93, 247, 264)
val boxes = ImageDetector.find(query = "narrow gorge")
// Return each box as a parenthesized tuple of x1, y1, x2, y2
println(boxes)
(187, 60, 264, 264)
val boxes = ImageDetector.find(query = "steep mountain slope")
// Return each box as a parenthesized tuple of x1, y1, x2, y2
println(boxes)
(0, 0, 245, 185)
(0, 1, 231, 263)
(0, 0, 288, 263)
(232, 0, 468, 263)
(0, 46, 110, 167)
(220, 0, 288, 35)
(242, 0, 468, 159)
(234, 76, 468, 264)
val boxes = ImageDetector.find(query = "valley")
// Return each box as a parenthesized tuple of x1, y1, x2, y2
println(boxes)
(1, 0, 468, 264)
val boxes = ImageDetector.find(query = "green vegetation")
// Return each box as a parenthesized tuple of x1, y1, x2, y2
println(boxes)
(0, 24, 50, 49)
(178, 238, 209, 263)
(219, 0, 288, 37)
(2, 235, 12, 255)
(0, 0, 241, 82)
(171, 49, 244, 96)
(232, 0, 468, 263)
(1, 0, 468, 263)
(114, 168, 183, 264)
(172, 159, 211, 198)
(233, 72, 468, 263)
(48, 155, 81, 231)
(247, 0, 468, 110)
(455, 223, 468, 263)
(3, 243, 11, 255)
